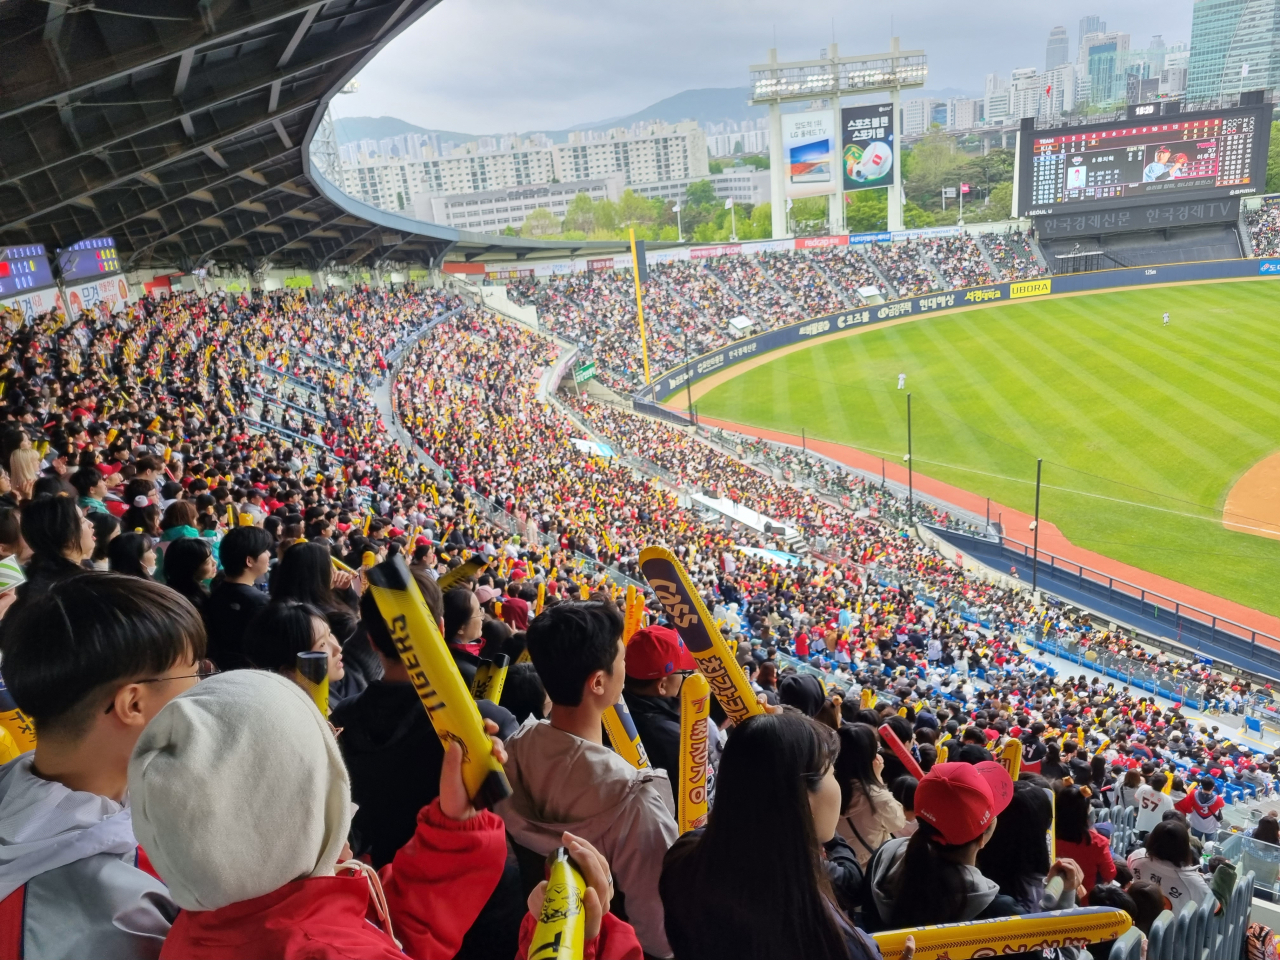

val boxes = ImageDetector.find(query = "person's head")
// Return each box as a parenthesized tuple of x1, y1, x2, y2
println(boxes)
(160, 499, 198, 532)
(163, 537, 215, 604)
(70, 465, 107, 501)
(778, 674, 827, 718)
(1256, 816, 1280, 846)
(2, 574, 207, 796)
(525, 601, 624, 710)
(499, 662, 550, 724)
(834, 722, 884, 811)
(1155, 145, 1171, 162)
(1198, 776, 1216, 795)
(686, 711, 848, 959)
(22, 495, 94, 564)
(976, 780, 1053, 898)
(271, 542, 336, 609)
(1124, 769, 1142, 789)
(219, 525, 274, 582)
(1127, 880, 1169, 934)
(243, 600, 344, 684)
(443, 587, 482, 645)
(107, 532, 156, 578)
(129, 670, 348, 912)
(1054, 784, 1092, 843)
(889, 761, 1015, 927)
(1145, 819, 1195, 867)
(1089, 883, 1138, 926)
(624, 625, 695, 698)
(88, 511, 120, 563)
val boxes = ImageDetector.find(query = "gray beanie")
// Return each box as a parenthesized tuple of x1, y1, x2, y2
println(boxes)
(129, 670, 351, 911)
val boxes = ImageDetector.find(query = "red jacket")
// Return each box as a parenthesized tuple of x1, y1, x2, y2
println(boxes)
(1055, 829, 1117, 893)
(159, 799, 506, 959)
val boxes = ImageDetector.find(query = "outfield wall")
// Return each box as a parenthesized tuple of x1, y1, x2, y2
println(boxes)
(636, 257, 1280, 405)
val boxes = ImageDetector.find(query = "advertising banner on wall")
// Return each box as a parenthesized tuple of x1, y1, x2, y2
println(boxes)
(782, 112, 837, 200)
(841, 103, 896, 193)
(0, 286, 62, 322)
(65, 275, 132, 319)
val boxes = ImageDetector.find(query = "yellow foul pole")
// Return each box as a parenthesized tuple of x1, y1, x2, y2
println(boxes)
(629, 228, 652, 385)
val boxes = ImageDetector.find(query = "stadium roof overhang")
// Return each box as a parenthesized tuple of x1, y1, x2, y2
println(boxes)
(0, 0, 654, 275)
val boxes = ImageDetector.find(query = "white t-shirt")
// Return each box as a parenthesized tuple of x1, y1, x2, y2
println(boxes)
(1133, 784, 1174, 833)
(1127, 852, 1210, 914)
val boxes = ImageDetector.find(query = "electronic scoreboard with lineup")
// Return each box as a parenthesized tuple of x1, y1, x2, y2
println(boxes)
(56, 237, 122, 285)
(1017, 104, 1271, 217)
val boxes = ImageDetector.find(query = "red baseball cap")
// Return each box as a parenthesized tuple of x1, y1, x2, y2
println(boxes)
(914, 762, 1014, 846)
(625, 625, 695, 680)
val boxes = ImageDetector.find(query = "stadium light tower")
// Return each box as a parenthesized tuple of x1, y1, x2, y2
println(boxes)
(750, 38, 927, 239)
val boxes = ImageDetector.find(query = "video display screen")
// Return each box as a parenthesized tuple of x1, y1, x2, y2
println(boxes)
(1018, 105, 1271, 217)
(57, 237, 122, 285)
(0, 246, 55, 298)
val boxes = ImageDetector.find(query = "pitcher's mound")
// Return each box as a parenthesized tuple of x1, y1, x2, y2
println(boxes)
(1224, 453, 1280, 540)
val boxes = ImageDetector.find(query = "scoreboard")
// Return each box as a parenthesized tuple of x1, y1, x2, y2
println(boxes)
(57, 237, 122, 284)
(1017, 104, 1271, 218)
(0, 246, 55, 298)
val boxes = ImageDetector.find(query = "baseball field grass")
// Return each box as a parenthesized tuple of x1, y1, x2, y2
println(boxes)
(694, 278, 1280, 617)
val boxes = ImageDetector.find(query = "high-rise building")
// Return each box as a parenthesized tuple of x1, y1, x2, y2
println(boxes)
(1047, 26, 1071, 71)
(902, 98, 941, 135)
(946, 97, 982, 130)
(1187, 0, 1280, 102)
(1079, 16, 1105, 50)
(1080, 31, 1131, 104)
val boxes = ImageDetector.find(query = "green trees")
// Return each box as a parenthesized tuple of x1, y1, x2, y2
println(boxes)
(520, 208, 560, 238)
(1267, 122, 1280, 194)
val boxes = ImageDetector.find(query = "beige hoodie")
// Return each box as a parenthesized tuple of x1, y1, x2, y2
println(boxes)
(497, 717, 679, 957)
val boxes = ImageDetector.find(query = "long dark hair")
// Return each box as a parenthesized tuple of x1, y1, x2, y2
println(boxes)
(163, 537, 212, 607)
(272, 542, 338, 611)
(835, 722, 881, 812)
(21, 495, 85, 584)
(443, 586, 477, 642)
(108, 532, 153, 579)
(243, 599, 325, 673)
(976, 781, 1052, 899)
(1054, 785, 1091, 844)
(662, 712, 853, 960)
(889, 820, 979, 927)
(1145, 820, 1194, 866)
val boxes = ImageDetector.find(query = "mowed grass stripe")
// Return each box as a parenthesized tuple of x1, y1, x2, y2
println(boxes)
(695, 279, 1280, 616)
(989, 304, 1228, 497)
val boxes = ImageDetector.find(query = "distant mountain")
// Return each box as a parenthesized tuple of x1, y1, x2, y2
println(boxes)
(334, 85, 986, 145)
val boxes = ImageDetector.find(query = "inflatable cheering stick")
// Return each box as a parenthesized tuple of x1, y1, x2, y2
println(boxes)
(367, 554, 511, 810)
(602, 696, 651, 770)
(528, 847, 587, 960)
(878, 723, 926, 781)
(872, 906, 1130, 960)
(678, 673, 712, 834)
(0, 674, 36, 754)
(295, 651, 329, 716)
(470, 653, 511, 703)
(998, 737, 1022, 780)
(437, 555, 489, 592)
(638, 546, 763, 724)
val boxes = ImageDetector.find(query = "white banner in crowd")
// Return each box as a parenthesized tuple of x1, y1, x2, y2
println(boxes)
(0, 285, 64, 321)
(65, 275, 133, 320)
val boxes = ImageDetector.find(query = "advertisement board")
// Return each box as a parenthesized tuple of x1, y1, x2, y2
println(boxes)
(841, 103, 895, 193)
(0, 285, 62, 322)
(65, 275, 132, 320)
(782, 112, 837, 200)
(1018, 103, 1271, 217)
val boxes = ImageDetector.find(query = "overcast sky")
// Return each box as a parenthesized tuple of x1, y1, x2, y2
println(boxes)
(331, 0, 1194, 134)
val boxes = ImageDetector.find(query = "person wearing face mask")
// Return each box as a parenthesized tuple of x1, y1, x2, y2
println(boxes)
(108, 532, 158, 579)
(660, 711, 887, 960)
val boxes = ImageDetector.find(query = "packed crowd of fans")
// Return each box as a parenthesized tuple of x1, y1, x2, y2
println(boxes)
(1247, 204, 1280, 258)
(0, 277, 1268, 960)
(508, 234, 1051, 393)
(980, 229, 1048, 280)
